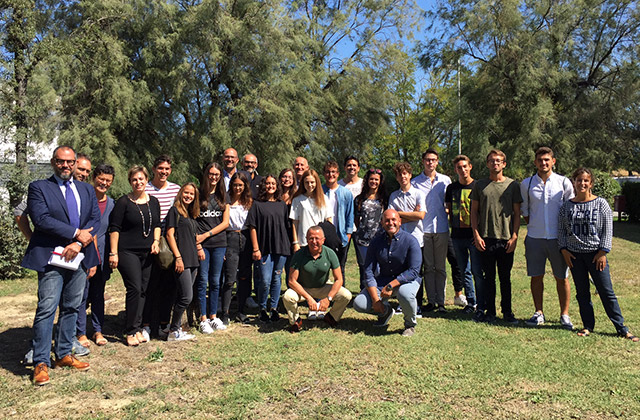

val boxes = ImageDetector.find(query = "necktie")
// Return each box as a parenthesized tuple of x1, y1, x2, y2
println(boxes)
(64, 181, 80, 229)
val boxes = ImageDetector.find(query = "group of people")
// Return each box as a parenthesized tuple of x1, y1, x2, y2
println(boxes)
(17, 144, 637, 387)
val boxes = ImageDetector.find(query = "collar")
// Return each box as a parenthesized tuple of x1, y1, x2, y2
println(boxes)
(53, 174, 73, 186)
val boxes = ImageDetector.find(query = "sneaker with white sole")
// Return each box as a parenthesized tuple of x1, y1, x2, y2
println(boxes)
(308, 311, 317, 321)
(525, 311, 545, 327)
(560, 314, 574, 330)
(245, 297, 259, 309)
(454, 295, 468, 307)
(200, 319, 214, 334)
(209, 317, 227, 331)
(373, 305, 395, 327)
(158, 326, 169, 340)
(167, 328, 195, 342)
(316, 311, 325, 320)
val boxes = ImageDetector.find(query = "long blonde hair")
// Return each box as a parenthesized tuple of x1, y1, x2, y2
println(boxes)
(174, 182, 200, 218)
(293, 169, 325, 208)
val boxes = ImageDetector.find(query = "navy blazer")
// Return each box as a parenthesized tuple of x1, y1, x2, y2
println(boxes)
(22, 176, 101, 272)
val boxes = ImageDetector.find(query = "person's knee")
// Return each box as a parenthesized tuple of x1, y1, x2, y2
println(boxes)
(352, 294, 369, 313)
(283, 289, 298, 305)
(335, 288, 352, 303)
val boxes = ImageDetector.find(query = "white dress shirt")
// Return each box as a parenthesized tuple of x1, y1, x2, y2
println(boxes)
(520, 172, 574, 239)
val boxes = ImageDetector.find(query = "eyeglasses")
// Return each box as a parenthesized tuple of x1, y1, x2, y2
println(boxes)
(423, 158, 438, 163)
(54, 159, 76, 166)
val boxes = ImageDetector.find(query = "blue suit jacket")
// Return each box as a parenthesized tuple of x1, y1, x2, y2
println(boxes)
(22, 176, 101, 272)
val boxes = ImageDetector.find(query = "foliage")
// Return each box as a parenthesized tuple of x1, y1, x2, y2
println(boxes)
(621, 182, 640, 222)
(0, 200, 27, 280)
(591, 169, 621, 208)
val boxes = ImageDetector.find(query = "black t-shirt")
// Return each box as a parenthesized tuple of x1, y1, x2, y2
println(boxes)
(246, 200, 291, 256)
(445, 180, 475, 239)
(109, 195, 161, 251)
(165, 206, 199, 268)
(196, 198, 227, 249)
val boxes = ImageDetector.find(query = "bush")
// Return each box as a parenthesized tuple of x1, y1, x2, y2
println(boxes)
(0, 201, 28, 280)
(621, 182, 640, 222)
(591, 170, 621, 209)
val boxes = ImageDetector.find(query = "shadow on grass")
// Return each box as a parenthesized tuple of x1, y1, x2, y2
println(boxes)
(0, 326, 33, 376)
(613, 221, 640, 243)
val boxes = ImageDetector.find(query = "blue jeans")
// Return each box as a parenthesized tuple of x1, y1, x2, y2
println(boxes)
(255, 254, 286, 311)
(570, 251, 628, 335)
(353, 281, 421, 328)
(198, 247, 226, 317)
(451, 237, 482, 307)
(33, 266, 87, 366)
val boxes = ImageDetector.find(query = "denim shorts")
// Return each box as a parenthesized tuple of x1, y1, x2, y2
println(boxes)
(524, 237, 568, 278)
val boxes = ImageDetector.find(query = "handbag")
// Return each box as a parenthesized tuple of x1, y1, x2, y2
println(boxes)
(156, 236, 175, 270)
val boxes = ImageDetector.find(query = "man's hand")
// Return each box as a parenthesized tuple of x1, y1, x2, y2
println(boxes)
(306, 297, 318, 311)
(87, 266, 97, 279)
(381, 285, 394, 299)
(561, 249, 575, 269)
(372, 299, 385, 314)
(198, 249, 206, 261)
(61, 242, 82, 262)
(473, 234, 486, 252)
(75, 227, 94, 247)
(317, 298, 330, 312)
(505, 234, 518, 253)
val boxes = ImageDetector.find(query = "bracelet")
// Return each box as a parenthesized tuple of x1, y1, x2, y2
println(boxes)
(292, 241, 299, 245)
(153, 239, 160, 243)
(208, 231, 213, 237)
(253, 249, 260, 252)
(75, 241, 83, 248)
(176, 256, 182, 259)
(109, 252, 117, 257)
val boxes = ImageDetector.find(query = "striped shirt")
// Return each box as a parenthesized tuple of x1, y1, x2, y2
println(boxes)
(146, 181, 181, 224)
(558, 197, 613, 253)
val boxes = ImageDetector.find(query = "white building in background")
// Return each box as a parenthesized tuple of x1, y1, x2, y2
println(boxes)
(0, 138, 58, 202)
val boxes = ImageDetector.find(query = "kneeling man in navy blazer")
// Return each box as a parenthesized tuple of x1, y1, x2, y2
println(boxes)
(23, 146, 101, 386)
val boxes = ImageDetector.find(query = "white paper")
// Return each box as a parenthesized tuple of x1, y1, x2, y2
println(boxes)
(48, 246, 85, 271)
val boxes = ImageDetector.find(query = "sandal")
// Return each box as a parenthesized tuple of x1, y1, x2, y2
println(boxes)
(77, 335, 91, 348)
(620, 332, 639, 342)
(577, 329, 590, 337)
(93, 332, 107, 346)
(135, 331, 148, 344)
(126, 334, 139, 347)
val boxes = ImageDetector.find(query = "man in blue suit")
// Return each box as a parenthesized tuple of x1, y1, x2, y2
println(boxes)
(23, 146, 101, 386)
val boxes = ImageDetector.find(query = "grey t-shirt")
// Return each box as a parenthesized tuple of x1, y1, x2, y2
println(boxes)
(470, 177, 522, 240)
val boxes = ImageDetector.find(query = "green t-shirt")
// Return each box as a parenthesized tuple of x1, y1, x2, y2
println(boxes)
(469, 177, 523, 240)
(290, 245, 340, 289)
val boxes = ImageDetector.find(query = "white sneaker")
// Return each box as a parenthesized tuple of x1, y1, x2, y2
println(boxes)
(245, 297, 259, 309)
(200, 319, 214, 334)
(308, 311, 317, 321)
(141, 326, 151, 342)
(560, 314, 574, 330)
(454, 295, 468, 307)
(167, 328, 195, 341)
(158, 326, 169, 340)
(316, 311, 325, 320)
(209, 317, 227, 331)
(525, 311, 545, 327)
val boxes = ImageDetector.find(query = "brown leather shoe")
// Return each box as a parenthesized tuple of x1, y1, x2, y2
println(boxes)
(323, 313, 338, 328)
(288, 317, 303, 333)
(55, 354, 90, 371)
(33, 363, 50, 386)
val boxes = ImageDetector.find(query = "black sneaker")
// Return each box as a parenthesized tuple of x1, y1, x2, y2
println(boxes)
(270, 309, 280, 322)
(422, 303, 436, 313)
(503, 313, 519, 325)
(373, 305, 395, 327)
(483, 314, 497, 324)
(472, 310, 485, 323)
(221, 314, 230, 326)
(259, 310, 271, 323)
(462, 305, 476, 314)
(235, 312, 250, 324)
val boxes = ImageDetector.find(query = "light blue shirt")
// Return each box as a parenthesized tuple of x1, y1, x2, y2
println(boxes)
(389, 187, 426, 247)
(54, 174, 81, 216)
(411, 171, 451, 234)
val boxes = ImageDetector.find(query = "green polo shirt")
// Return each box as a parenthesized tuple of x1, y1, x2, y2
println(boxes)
(290, 245, 340, 289)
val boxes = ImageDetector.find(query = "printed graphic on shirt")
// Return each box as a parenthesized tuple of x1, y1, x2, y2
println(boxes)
(453, 189, 472, 228)
(568, 207, 598, 236)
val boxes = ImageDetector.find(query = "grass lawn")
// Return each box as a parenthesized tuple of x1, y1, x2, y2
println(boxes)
(1, 224, 639, 419)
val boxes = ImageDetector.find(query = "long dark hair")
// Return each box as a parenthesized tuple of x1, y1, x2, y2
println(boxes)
(200, 162, 226, 210)
(257, 175, 282, 202)
(278, 168, 297, 203)
(228, 172, 253, 210)
(355, 168, 388, 211)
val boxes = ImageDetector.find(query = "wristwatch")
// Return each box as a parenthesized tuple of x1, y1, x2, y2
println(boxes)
(385, 284, 393, 292)
(327, 295, 333, 302)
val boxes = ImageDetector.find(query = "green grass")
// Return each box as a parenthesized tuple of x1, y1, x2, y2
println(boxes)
(1, 224, 639, 419)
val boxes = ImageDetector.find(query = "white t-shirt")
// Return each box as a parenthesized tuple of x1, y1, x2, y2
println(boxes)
(338, 178, 363, 199)
(289, 195, 333, 246)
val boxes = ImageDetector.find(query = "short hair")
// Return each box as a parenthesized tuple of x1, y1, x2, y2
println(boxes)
(452, 155, 471, 166)
(486, 149, 507, 162)
(323, 161, 339, 173)
(343, 156, 360, 166)
(93, 164, 115, 179)
(128, 165, 150, 182)
(77, 153, 91, 163)
(571, 167, 593, 182)
(153, 154, 172, 168)
(535, 146, 554, 159)
(422, 148, 439, 160)
(393, 162, 412, 176)
(51, 146, 76, 159)
(306, 225, 325, 237)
